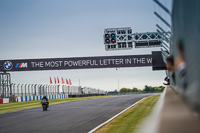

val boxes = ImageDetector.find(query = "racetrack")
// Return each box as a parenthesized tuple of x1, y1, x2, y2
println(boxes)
(0, 94, 153, 133)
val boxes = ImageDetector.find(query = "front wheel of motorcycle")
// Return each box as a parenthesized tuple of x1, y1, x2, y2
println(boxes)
(43, 105, 45, 111)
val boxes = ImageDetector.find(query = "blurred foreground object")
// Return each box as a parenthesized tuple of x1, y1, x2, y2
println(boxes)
(137, 86, 200, 133)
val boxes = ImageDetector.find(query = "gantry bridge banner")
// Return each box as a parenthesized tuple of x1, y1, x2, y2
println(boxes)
(0, 54, 153, 72)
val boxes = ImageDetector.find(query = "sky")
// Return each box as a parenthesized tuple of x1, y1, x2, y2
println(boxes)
(0, 0, 172, 91)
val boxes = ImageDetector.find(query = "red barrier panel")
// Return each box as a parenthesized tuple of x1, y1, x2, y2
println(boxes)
(0, 98, 3, 104)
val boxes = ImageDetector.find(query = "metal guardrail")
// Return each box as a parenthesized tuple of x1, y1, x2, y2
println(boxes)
(0, 84, 106, 98)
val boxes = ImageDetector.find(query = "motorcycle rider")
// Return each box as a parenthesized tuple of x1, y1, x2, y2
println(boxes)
(41, 95, 49, 107)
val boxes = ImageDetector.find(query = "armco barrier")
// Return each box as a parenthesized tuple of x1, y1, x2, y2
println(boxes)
(17, 94, 68, 102)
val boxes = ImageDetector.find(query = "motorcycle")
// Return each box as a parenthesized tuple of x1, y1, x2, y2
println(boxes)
(41, 99, 49, 111)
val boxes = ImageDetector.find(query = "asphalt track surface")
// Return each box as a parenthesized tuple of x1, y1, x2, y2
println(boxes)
(0, 94, 153, 133)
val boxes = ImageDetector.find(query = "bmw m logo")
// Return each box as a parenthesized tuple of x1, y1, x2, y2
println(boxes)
(3, 61, 13, 70)
(15, 63, 28, 68)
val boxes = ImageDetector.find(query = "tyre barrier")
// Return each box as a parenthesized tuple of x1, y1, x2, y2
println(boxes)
(17, 94, 68, 102)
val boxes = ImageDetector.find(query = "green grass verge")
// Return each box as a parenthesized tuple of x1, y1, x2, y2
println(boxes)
(95, 95, 160, 133)
(0, 95, 115, 114)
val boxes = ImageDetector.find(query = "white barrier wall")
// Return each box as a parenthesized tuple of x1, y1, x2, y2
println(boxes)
(0, 98, 10, 104)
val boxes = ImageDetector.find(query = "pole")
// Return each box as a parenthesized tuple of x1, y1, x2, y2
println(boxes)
(154, 12, 171, 28)
(153, 0, 171, 16)
(118, 79, 119, 95)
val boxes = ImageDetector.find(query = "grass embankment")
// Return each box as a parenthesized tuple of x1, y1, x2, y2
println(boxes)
(0, 95, 114, 114)
(95, 95, 160, 133)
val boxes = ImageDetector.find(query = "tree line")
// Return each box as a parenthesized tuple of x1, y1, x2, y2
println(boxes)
(108, 85, 165, 94)
(119, 85, 165, 93)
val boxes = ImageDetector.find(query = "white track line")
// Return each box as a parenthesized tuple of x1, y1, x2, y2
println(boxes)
(88, 97, 146, 133)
